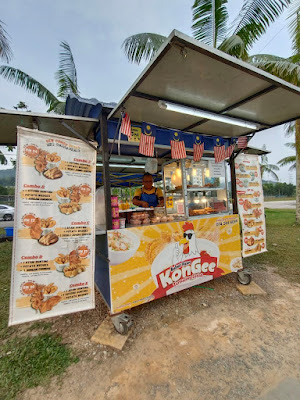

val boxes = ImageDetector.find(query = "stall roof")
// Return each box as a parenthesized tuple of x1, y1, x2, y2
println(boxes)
(0, 109, 99, 146)
(109, 30, 300, 138)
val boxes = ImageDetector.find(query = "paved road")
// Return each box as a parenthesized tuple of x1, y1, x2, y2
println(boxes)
(264, 200, 296, 209)
(0, 220, 14, 228)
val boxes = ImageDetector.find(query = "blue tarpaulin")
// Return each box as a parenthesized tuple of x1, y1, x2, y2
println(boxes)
(96, 172, 161, 187)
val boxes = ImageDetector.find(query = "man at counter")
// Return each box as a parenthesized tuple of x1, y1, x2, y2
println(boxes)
(133, 173, 164, 208)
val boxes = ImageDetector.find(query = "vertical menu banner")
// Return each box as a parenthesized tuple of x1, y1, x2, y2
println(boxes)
(9, 127, 96, 325)
(235, 154, 267, 258)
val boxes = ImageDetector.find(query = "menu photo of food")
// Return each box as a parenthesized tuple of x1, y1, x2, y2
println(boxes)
(29, 216, 59, 246)
(30, 283, 61, 314)
(108, 230, 140, 265)
(57, 184, 91, 215)
(24, 144, 63, 180)
(54, 245, 90, 277)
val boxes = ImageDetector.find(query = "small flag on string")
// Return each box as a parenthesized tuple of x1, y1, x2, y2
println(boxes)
(119, 112, 132, 139)
(170, 130, 186, 159)
(237, 136, 248, 149)
(213, 137, 226, 163)
(193, 134, 204, 162)
(226, 137, 238, 159)
(139, 123, 156, 157)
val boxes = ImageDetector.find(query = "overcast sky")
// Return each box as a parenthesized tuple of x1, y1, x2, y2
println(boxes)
(0, 0, 296, 183)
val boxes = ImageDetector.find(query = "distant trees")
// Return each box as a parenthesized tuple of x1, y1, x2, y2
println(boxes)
(263, 182, 296, 197)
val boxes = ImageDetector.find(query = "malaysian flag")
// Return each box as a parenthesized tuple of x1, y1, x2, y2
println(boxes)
(193, 134, 204, 162)
(170, 130, 186, 159)
(119, 112, 132, 139)
(214, 137, 226, 163)
(238, 136, 248, 149)
(226, 137, 238, 159)
(139, 123, 156, 157)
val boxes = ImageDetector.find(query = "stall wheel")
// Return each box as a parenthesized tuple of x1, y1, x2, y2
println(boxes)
(111, 313, 133, 335)
(237, 270, 252, 285)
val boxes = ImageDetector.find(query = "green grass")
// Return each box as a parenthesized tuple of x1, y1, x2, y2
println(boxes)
(0, 334, 78, 400)
(244, 209, 300, 283)
(264, 197, 295, 201)
(0, 241, 78, 399)
(0, 241, 14, 340)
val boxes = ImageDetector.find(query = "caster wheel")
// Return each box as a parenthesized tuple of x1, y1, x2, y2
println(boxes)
(237, 271, 252, 285)
(111, 313, 133, 335)
(115, 321, 129, 335)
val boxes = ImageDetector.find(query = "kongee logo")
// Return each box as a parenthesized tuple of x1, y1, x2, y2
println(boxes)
(152, 252, 223, 299)
(158, 257, 217, 289)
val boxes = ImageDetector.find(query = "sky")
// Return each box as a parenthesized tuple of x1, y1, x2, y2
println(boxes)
(0, 0, 297, 183)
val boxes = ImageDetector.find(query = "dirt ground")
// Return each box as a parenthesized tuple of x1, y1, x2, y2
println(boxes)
(20, 267, 300, 400)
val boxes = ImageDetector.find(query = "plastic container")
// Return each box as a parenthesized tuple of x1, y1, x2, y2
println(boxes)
(111, 196, 119, 207)
(119, 218, 126, 229)
(129, 219, 141, 226)
(112, 219, 120, 229)
(112, 206, 119, 218)
(4, 227, 14, 237)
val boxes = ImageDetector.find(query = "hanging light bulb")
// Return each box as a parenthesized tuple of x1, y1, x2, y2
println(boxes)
(192, 168, 197, 177)
(205, 168, 210, 178)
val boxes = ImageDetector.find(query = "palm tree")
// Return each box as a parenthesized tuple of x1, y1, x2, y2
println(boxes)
(0, 41, 79, 114)
(122, 1, 291, 63)
(260, 145, 280, 181)
(248, 1, 300, 222)
(278, 123, 296, 170)
(0, 20, 12, 63)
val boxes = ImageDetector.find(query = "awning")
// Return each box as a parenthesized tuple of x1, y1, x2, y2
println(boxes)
(96, 172, 161, 187)
(108, 30, 300, 138)
(0, 109, 99, 146)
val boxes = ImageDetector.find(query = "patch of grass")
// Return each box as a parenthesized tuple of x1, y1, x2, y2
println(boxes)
(245, 209, 300, 283)
(27, 321, 52, 332)
(264, 197, 295, 201)
(0, 333, 78, 400)
(0, 241, 15, 340)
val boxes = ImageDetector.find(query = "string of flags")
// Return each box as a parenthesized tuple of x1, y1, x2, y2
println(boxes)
(119, 113, 248, 163)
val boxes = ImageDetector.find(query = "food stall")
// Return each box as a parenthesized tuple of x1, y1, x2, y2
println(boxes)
(94, 120, 245, 333)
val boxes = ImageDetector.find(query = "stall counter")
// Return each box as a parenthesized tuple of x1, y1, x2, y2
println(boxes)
(95, 213, 242, 314)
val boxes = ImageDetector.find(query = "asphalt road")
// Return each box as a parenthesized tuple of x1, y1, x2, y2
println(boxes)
(264, 200, 296, 209)
(0, 220, 14, 228)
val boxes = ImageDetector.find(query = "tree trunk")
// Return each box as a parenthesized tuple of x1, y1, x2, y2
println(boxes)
(296, 119, 300, 224)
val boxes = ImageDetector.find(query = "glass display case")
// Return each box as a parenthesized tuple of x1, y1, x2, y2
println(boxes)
(163, 158, 229, 218)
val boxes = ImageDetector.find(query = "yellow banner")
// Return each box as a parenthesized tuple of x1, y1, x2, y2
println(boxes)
(108, 215, 242, 314)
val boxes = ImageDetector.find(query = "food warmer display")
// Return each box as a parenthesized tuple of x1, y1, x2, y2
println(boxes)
(163, 159, 229, 219)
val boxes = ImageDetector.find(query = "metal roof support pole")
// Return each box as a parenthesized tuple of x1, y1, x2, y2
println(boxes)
(100, 111, 112, 230)
(229, 153, 238, 214)
(61, 121, 98, 151)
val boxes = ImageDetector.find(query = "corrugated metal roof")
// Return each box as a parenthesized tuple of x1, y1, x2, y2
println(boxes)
(108, 30, 300, 138)
(0, 109, 98, 146)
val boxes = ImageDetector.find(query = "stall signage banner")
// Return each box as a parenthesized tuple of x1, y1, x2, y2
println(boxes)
(235, 154, 267, 258)
(9, 127, 96, 326)
(107, 215, 242, 314)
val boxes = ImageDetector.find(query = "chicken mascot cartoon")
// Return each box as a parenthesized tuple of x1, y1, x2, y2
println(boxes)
(172, 221, 200, 264)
